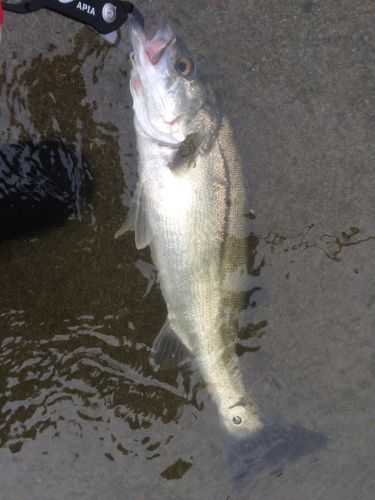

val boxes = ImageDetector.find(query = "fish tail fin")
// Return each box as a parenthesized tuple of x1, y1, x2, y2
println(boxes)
(224, 423, 328, 484)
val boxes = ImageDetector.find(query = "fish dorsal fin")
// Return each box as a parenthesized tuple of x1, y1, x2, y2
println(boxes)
(151, 319, 192, 370)
(114, 183, 154, 249)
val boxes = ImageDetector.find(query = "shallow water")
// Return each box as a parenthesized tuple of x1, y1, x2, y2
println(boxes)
(1, 1, 374, 499)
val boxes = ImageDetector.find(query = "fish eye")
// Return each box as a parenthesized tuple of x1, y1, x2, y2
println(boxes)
(232, 415, 242, 426)
(175, 57, 194, 77)
(130, 52, 136, 61)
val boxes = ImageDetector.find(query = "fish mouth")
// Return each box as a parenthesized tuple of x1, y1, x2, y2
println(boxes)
(161, 114, 182, 126)
(129, 18, 175, 68)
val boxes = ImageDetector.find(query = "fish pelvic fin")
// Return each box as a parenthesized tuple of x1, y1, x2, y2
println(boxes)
(115, 182, 154, 249)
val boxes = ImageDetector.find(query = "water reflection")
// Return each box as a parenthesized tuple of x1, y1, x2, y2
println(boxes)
(0, 310, 188, 449)
(261, 224, 375, 263)
(0, 300, 218, 468)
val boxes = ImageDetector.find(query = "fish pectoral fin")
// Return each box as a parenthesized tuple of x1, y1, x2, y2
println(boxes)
(114, 183, 154, 249)
(150, 319, 192, 371)
(171, 133, 201, 172)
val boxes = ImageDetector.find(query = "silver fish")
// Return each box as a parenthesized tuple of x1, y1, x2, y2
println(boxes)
(117, 19, 263, 438)
(116, 20, 328, 480)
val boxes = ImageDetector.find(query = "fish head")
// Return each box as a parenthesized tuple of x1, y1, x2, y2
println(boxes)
(129, 19, 209, 145)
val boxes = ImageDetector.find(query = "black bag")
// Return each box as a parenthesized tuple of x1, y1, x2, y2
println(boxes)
(0, 140, 93, 238)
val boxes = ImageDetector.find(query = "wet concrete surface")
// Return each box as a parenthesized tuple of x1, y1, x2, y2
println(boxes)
(0, 1, 374, 498)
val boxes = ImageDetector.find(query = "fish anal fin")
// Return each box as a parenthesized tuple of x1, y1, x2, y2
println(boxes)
(151, 319, 192, 371)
